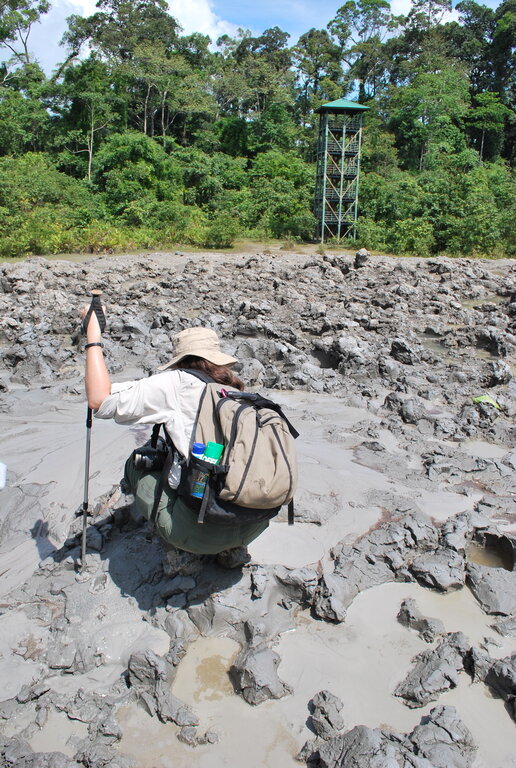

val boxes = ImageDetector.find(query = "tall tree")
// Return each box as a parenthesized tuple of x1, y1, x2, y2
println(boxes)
(467, 90, 513, 160)
(386, 62, 470, 170)
(0, 60, 48, 154)
(0, 0, 49, 64)
(213, 27, 294, 119)
(61, 0, 179, 63)
(292, 28, 344, 120)
(328, 0, 396, 101)
(53, 57, 119, 178)
(443, 1, 497, 94)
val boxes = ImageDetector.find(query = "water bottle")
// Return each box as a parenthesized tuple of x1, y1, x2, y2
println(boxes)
(167, 451, 182, 489)
(169, 443, 205, 489)
(192, 443, 206, 459)
(191, 442, 224, 499)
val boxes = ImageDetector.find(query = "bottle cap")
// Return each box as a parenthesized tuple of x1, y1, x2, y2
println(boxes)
(192, 442, 206, 456)
(203, 442, 224, 462)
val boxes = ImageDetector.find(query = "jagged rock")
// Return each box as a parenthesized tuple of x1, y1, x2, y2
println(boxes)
(56, 690, 103, 724)
(154, 680, 199, 726)
(312, 706, 476, 768)
(491, 615, 516, 637)
(397, 598, 446, 642)
(250, 565, 270, 598)
(127, 649, 198, 725)
(410, 548, 466, 591)
(484, 654, 516, 720)
(354, 249, 370, 268)
(127, 649, 168, 694)
(312, 573, 352, 622)
(408, 705, 477, 767)
(309, 690, 345, 739)
(390, 338, 420, 365)
(230, 645, 293, 705)
(395, 632, 470, 708)
(74, 742, 134, 768)
(177, 726, 219, 746)
(313, 514, 442, 621)
(275, 566, 320, 604)
(89, 712, 122, 744)
(464, 647, 493, 683)
(466, 563, 516, 615)
(0, 737, 82, 768)
(487, 360, 512, 386)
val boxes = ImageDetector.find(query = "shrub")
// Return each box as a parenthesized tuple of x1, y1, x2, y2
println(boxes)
(388, 218, 436, 256)
(204, 211, 240, 248)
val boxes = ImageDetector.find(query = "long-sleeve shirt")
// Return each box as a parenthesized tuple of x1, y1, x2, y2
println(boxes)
(94, 370, 205, 457)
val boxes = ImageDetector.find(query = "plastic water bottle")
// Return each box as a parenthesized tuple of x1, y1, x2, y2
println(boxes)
(191, 442, 224, 499)
(192, 443, 206, 459)
(167, 451, 182, 489)
(169, 443, 205, 489)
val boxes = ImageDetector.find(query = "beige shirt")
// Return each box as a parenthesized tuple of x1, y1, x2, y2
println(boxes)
(94, 370, 205, 457)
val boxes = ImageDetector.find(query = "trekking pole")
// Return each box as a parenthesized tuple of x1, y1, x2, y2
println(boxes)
(81, 406, 93, 570)
(81, 289, 106, 572)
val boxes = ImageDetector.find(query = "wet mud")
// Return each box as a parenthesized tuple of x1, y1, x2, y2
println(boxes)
(0, 248, 515, 767)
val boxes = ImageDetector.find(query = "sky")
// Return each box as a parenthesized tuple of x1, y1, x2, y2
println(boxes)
(3, 0, 504, 74)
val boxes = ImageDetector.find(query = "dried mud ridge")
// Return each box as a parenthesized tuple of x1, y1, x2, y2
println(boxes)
(0, 249, 515, 767)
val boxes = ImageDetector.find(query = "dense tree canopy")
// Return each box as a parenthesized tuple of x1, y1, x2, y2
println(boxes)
(0, 0, 514, 256)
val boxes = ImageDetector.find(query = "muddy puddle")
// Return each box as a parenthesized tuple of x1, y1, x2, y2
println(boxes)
(461, 295, 507, 309)
(114, 582, 516, 768)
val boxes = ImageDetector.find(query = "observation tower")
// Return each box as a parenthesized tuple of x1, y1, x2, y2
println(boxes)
(314, 98, 369, 242)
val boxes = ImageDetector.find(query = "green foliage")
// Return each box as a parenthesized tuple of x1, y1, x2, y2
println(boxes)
(388, 218, 436, 255)
(0, 153, 100, 255)
(92, 131, 181, 220)
(204, 211, 240, 248)
(0, 2, 514, 258)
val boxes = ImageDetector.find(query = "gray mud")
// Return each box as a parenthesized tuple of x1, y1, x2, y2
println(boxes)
(0, 248, 515, 767)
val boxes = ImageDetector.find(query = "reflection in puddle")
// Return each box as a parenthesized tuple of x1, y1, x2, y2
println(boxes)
(173, 637, 240, 703)
(466, 539, 514, 571)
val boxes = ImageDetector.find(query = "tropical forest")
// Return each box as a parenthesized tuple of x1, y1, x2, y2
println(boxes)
(0, 0, 514, 258)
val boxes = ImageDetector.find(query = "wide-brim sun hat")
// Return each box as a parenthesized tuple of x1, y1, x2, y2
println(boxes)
(158, 327, 238, 371)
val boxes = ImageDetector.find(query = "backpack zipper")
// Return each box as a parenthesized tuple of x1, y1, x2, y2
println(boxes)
(232, 411, 259, 503)
(272, 423, 293, 504)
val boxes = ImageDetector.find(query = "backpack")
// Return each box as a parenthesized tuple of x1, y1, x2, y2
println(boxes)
(149, 369, 299, 528)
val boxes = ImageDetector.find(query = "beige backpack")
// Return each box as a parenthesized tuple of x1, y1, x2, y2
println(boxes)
(177, 374, 299, 526)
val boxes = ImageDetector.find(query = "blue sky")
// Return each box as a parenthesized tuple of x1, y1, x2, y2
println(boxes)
(2, 0, 504, 74)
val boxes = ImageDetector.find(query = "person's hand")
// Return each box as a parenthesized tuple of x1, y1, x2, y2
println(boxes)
(81, 304, 106, 343)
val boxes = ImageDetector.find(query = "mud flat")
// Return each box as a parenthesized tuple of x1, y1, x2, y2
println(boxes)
(0, 249, 515, 767)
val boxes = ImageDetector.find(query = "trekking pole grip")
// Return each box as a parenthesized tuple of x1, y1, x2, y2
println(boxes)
(82, 288, 107, 335)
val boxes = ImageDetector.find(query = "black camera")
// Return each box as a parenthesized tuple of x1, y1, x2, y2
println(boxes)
(133, 437, 168, 471)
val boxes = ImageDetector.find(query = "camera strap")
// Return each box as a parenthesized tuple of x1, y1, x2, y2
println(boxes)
(146, 423, 177, 540)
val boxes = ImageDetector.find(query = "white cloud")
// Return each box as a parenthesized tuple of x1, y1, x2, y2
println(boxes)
(390, 0, 412, 13)
(167, 0, 239, 41)
(390, 0, 459, 23)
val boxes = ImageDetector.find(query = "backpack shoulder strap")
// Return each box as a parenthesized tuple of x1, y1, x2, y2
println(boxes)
(225, 391, 299, 439)
(179, 367, 215, 385)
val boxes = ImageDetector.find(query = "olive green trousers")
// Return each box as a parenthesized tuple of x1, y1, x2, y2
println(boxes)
(123, 456, 269, 555)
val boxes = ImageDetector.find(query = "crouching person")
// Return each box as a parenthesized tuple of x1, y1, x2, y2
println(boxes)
(82, 310, 269, 572)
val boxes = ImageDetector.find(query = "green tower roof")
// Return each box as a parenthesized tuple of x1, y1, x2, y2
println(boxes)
(316, 98, 370, 114)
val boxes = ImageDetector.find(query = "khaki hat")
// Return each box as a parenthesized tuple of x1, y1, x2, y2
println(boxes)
(158, 327, 237, 370)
